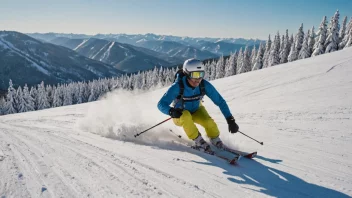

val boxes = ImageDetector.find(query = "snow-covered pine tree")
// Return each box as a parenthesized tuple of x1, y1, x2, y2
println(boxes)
(338, 16, 348, 49)
(308, 26, 316, 56)
(325, 10, 340, 53)
(209, 60, 217, 81)
(52, 85, 63, 107)
(346, 24, 352, 47)
(312, 16, 328, 56)
(76, 83, 84, 104)
(268, 32, 280, 67)
(279, 29, 290, 64)
(279, 35, 285, 53)
(240, 46, 251, 73)
(262, 35, 272, 68)
(16, 86, 25, 113)
(88, 80, 99, 102)
(215, 55, 225, 79)
(250, 46, 257, 68)
(288, 24, 305, 62)
(46, 85, 53, 107)
(151, 66, 159, 87)
(296, 23, 305, 53)
(288, 38, 298, 62)
(140, 71, 148, 90)
(289, 34, 294, 50)
(236, 48, 243, 74)
(4, 80, 18, 114)
(298, 30, 310, 59)
(37, 81, 50, 110)
(252, 42, 264, 71)
(0, 97, 5, 115)
(339, 17, 352, 49)
(18, 84, 35, 113)
(63, 84, 73, 106)
(30, 86, 38, 110)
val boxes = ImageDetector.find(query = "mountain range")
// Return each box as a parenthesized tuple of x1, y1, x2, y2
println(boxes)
(30, 32, 261, 58)
(0, 31, 124, 90)
(0, 31, 261, 90)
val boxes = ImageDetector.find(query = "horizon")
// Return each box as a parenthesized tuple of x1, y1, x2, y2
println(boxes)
(1, 0, 352, 40)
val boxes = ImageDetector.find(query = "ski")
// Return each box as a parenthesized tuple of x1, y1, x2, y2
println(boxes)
(191, 146, 241, 165)
(222, 147, 257, 159)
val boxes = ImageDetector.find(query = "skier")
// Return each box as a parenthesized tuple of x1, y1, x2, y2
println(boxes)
(157, 58, 239, 152)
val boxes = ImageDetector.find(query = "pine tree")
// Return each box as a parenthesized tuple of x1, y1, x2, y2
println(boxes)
(298, 30, 310, 59)
(250, 46, 257, 68)
(288, 38, 298, 62)
(0, 97, 5, 115)
(346, 26, 352, 47)
(63, 84, 73, 106)
(53, 85, 63, 107)
(262, 35, 272, 68)
(18, 84, 35, 113)
(46, 85, 53, 107)
(88, 80, 99, 102)
(209, 60, 217, 80)
(338, 16, 348, 49)
(37, 81, 50, 110)
(312, 16, 328, 56)
(236, 48, 243, 73)
(308, 26, 316, 56)
(268, 32, 280, 67)
(296, 24, 305, 53)
(215, 55, 225, 79)
(225, 52, 237, 77)
(325, 10, 340, 53)
(4, 80, 18, 114)
(339, 17, 352, 49)
(253, 42, 264, 71)
(238, 46, 250, 74)
(279, 30, 290, 64)
(30, 86, 38, 110)
(243, 46, 251, 72)
(16, 86, 25, 113)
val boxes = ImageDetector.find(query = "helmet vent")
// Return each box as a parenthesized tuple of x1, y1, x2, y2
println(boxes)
(197, 67, 202, 69)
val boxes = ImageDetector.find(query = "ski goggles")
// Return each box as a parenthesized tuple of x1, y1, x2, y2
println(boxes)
(188, 71, 205, 79)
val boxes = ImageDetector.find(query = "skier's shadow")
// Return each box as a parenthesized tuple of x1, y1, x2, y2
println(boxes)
(194, 154, 350, 198)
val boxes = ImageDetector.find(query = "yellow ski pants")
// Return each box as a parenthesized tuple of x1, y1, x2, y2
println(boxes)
(173, 105, 220, 140)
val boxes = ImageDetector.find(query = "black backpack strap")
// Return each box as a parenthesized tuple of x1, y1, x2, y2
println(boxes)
(200, 80, 205, 96)
(176, 78, 205, 108)
(177, 79, 185, 108)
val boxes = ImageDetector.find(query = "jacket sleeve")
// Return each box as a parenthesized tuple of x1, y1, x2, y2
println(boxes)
(203, 80, 232, 118)
(157, 83, 180, 115)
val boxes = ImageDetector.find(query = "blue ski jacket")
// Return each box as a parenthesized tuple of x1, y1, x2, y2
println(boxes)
(157, 76, 232, 119)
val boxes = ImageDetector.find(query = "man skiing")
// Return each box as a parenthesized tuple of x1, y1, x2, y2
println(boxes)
(157, 58, 239, 152)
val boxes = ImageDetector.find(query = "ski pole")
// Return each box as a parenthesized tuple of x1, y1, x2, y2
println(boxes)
(134, 117, 172, 138)
(238, 131, 264, 145)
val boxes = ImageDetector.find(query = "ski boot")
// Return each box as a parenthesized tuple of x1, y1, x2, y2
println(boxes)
(193, 134, 213, 154)
(210, 136, 225, 150)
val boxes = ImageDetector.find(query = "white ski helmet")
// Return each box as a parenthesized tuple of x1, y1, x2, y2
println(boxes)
(182, 58, 205, 79)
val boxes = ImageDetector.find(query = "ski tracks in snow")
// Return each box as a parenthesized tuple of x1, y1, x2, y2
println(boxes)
(0, 120, 219, 198)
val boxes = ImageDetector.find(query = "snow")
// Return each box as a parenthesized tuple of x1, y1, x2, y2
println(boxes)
(99, 42, 115, 61)
(73, 39, 88, 51)
(1, 47, 352, 197)
(91, 42, 109, 60)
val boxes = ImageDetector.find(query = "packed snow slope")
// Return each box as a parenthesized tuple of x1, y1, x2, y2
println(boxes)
(1, 47, 352, 198)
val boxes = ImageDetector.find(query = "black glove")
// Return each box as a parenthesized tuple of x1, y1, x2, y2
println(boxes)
(226, 116, 239, 133)
(169, 108, 183, 118)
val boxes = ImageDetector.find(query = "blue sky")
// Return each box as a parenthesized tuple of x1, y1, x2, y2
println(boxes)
(0, 0, 351, 39)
